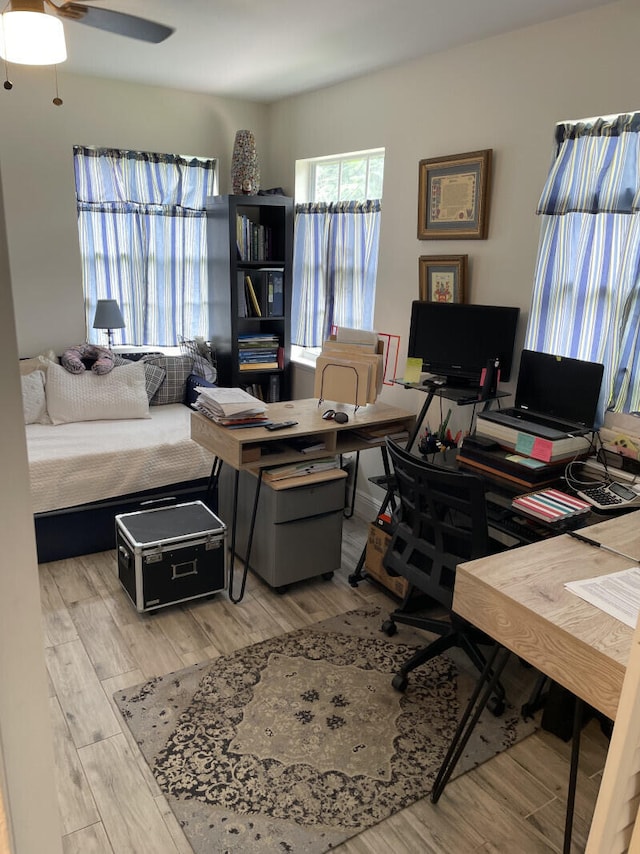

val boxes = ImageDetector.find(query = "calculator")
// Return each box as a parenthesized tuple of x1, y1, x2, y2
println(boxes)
(576, 481, 640, 511)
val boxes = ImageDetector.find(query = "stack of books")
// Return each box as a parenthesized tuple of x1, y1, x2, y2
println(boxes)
(238, 333, 281, 371)
(458, 437, 568, 489)
(475, 415, 591, 463)
(512, 488, 591, 523)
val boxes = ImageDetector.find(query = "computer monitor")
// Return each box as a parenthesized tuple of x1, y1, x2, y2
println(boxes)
(407, 301, 520, 386)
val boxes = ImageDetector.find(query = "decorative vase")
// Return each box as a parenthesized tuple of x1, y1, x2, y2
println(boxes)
(231, 130, 260, 195)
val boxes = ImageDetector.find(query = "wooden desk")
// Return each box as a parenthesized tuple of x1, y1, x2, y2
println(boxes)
(190, 398, 416, 601)
(191, 398, 416, 471)
(454, 509, 640, 721)
(435, 510, 640, 852)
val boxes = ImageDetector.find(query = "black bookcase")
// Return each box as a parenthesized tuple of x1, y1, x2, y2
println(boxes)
(206, 194, 293, 401)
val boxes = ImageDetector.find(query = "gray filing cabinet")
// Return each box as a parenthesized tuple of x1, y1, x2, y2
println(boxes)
(219, 466, 347, 589)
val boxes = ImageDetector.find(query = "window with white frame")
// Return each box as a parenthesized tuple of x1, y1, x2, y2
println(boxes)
(73, 146, 217, 348)
(291, 148, 384, 362)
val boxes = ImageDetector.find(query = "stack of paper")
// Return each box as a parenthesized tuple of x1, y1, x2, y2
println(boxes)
(194, 386, 268, 425)
(263, 457, 339, 482)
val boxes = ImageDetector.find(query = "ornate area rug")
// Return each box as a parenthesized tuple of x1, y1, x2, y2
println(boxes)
(114, 607, 537, 853)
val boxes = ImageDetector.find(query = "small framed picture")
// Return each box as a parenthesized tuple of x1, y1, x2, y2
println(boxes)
(419, 255, 467, 304)
(418, 149, 492, 239)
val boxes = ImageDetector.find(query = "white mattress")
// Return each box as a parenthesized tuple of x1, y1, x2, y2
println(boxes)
(26, 404, 214, 514)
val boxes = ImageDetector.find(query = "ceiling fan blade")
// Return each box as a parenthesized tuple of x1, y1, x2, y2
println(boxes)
(56, 3, 174, 43)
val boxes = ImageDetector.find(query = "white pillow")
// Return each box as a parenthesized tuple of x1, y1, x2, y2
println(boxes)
(19, 354, 57, 376)
(21, 370, 49, 424)
(46, 361, 150, 425)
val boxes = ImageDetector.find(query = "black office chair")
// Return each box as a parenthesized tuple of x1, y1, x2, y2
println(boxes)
(381, 438, 507, 706)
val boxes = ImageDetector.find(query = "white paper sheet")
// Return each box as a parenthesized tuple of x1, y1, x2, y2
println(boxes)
(565, 567, 640, 628)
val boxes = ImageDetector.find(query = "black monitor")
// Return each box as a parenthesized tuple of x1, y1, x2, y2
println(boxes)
(408, 301, 520, 386)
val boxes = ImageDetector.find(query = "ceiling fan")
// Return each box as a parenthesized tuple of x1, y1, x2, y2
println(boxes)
(0, 1, 174, 102)
(46, 0, 174, 44)
(0, 0, 174, 63)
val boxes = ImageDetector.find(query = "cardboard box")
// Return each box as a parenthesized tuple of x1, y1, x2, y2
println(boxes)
(364, 523, 409, 599)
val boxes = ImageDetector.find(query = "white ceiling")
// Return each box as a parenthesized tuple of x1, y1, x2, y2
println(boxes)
(54, 0, 616, 102)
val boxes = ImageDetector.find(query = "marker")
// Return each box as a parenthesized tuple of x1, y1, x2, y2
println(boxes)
(567, 530, 640, 564)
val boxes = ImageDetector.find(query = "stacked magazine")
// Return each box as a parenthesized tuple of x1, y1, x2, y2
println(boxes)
(193, 386, 269, 427)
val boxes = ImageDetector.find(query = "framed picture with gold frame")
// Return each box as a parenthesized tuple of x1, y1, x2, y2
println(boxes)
(419, 255, 467, 304)
(418, 149, 492, 239)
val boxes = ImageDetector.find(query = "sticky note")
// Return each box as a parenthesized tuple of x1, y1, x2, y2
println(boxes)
(404, 358, 422, 384)
(515, 432, 536, 457)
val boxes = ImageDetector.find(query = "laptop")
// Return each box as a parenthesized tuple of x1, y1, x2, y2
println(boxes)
(478, 350, 604, 440)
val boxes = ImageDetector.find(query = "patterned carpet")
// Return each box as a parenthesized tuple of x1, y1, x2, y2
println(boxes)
(114, 607, 537, 853)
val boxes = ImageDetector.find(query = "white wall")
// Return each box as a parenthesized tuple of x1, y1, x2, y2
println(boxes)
(0, 170, 61, 852)
(0, 68, 268, 357)
(267, 0, 638, 492)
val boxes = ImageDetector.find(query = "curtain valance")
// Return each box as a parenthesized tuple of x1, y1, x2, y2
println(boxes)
(73, 146, 216, 212)
(536, 112, 640, 215)
(295, 200, 381, 215)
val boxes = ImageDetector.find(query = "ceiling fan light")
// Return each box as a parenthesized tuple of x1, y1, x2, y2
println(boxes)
(0, 10, 67, 65)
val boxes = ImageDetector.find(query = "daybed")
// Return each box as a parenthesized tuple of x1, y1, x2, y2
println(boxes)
(20, 350, 217, 563)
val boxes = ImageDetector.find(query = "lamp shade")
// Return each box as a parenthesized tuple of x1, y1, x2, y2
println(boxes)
(93, 299, 125, 330)
(0, 9, 67, 65)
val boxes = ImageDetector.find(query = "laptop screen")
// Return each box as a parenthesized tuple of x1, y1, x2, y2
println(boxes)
(514, 350, 604, 429)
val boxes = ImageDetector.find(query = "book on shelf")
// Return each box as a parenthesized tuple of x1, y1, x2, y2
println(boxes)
(268, 374, 280, 403)
(511, 488, 591, 523)
(263, 456, 340, 483)
(239, 361, 279, 371)
(475, 414, 591, 463)
(267, 271, 284, 316)
(236, 215, 272, 262)
(244, 275, 262, 317)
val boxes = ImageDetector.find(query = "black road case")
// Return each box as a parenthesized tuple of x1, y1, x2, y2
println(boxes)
(115, 501, 227, 613)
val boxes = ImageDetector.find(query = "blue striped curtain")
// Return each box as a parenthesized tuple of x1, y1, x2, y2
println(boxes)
(291, 200, 381, 346)
(73, 146, 216, 346)
(526, 113, 640, 419)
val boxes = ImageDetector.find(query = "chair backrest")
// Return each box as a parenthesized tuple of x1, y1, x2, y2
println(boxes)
(383, 438, 491, 610)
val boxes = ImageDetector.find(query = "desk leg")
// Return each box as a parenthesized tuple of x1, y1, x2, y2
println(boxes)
(228, 468, 263, 605)
(431, 644, 511, 803)
(348, 445, 395, 587)
(406, 387, 435, 454)
(205, 456, 223, 508)
(343, 451, 360, 519)
(563, 698, 583, 854)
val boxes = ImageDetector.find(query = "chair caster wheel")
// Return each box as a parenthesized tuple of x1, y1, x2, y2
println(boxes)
(392, 672, 408, 692)
(488, 696, 505, 716)
(381, 619, 397, 636)
(348, 573, 360, 587)
(321, 571, 334, 581)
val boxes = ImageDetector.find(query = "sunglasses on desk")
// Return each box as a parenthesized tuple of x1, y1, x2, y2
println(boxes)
(322, 409, 349, 424)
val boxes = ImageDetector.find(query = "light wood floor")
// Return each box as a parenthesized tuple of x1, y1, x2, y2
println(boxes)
(38, 514, 609, 854)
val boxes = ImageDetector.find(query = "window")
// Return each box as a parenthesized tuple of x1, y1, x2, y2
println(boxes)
(526, 113, 640, 424)
(73, 146, 217, 347)
(292, 148, 384, 359)
(305, 150, 384, 202)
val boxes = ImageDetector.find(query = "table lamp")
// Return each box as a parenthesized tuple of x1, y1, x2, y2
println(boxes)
(93, 299, 125, 349)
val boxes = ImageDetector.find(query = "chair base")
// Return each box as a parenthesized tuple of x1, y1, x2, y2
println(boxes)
(382, 609, 506, 711)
